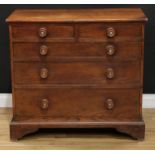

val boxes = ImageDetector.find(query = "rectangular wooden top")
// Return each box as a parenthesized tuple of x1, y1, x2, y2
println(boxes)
(6, 8, 148, 23)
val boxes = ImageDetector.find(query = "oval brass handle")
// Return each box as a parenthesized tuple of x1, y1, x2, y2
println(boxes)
(106, 68, 115, 79)
(106, 44, 116, 56)
(40, 45, 48, 56)
(41, 99, 49, 110)
(39, 27, 47, 38)
(105, 98, 114, 110)
(40, 68, 48, 79)
(106, 27, 116, 38)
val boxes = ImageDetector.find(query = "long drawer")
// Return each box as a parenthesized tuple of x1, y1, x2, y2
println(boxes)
(14, 88, 141, 121)
(14, 61, 141, 87)
(13, 42, 142, 61)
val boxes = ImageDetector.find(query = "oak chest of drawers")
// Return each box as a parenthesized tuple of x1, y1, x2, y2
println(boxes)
(6, 8, 148, 140)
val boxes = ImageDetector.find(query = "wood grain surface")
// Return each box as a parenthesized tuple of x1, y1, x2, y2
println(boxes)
(0, 108, 154, 150)
(7, 8, 147, 140)
(6, 8, 147, 22)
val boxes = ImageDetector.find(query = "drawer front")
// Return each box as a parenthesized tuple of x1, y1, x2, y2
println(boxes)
(14, 88, 140, 121)
(14, 62, 141, 87)
(79, 23, 143, 42)
(11, 23, 142, 42)
(11, 23, 74, 41)
(13, 42, 142, 61)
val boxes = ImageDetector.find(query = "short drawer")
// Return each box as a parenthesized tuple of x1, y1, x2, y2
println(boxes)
(14, 88, 141, 121)
(13, 42, 142, 61)
(11, 23, 74, 41)
(79, 23, 143, 42)
(14, 61, 141, 87)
